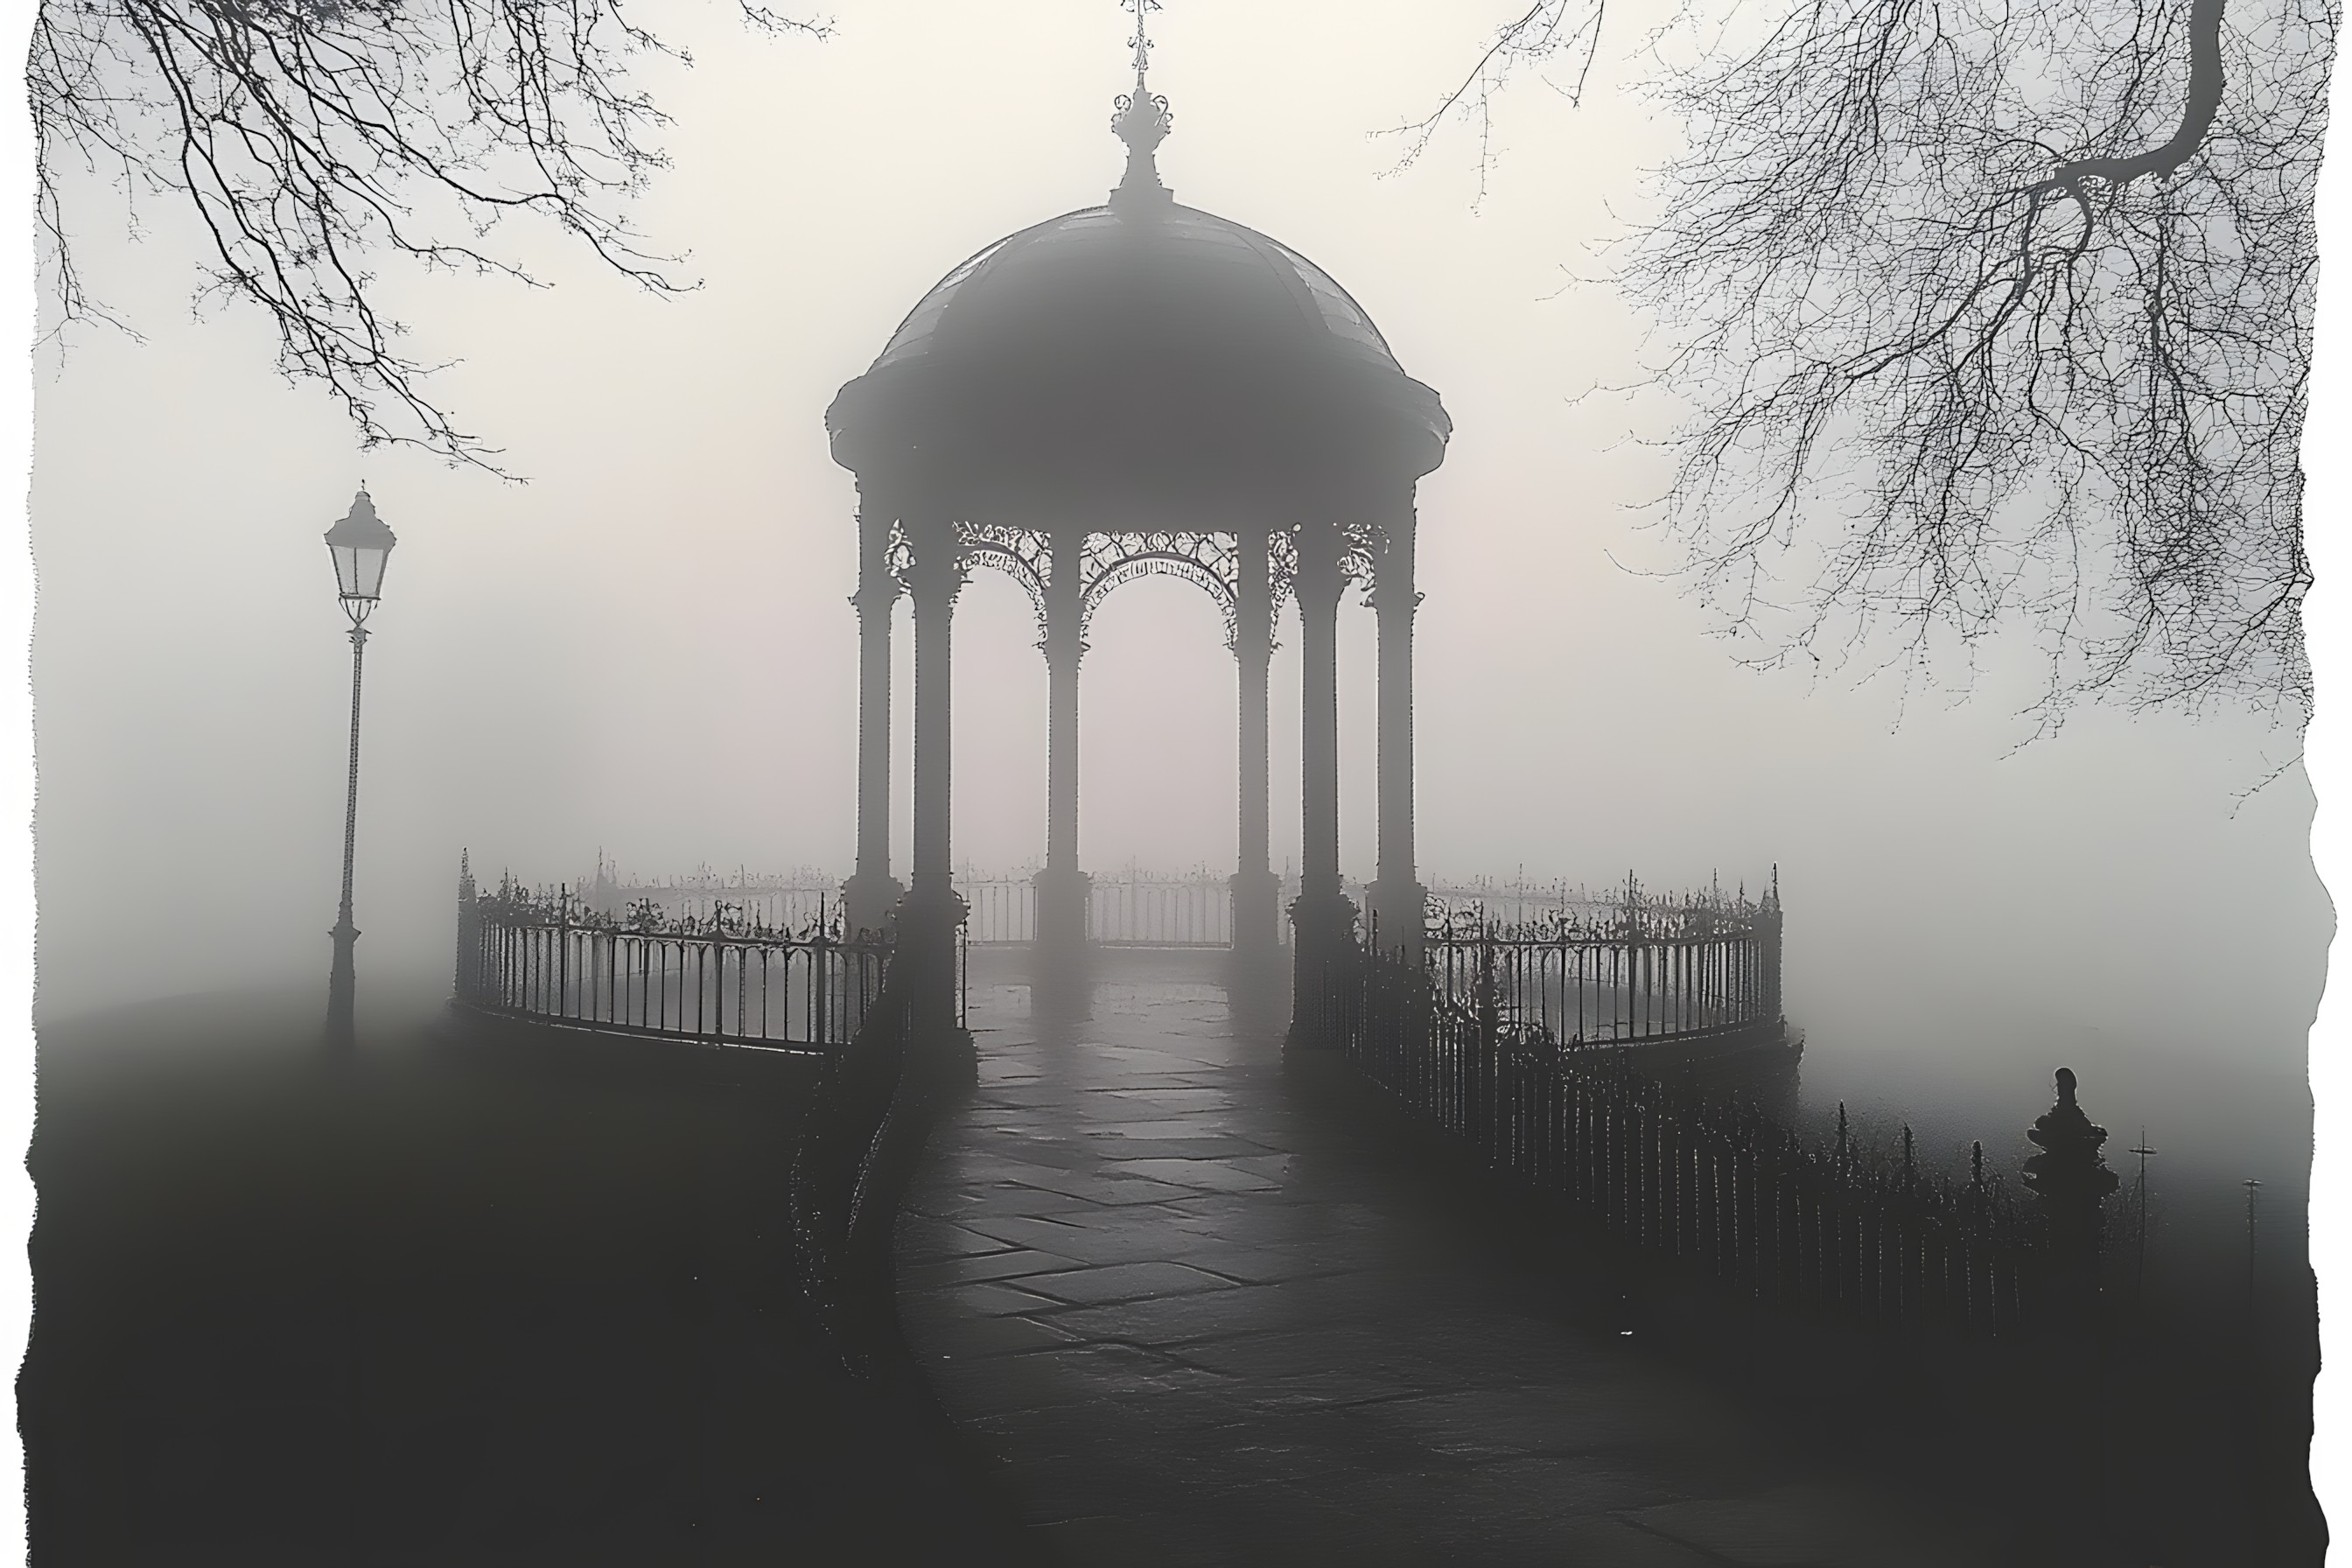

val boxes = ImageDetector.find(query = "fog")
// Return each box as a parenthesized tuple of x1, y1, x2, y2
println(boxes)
(30, 0, 2326, 1208)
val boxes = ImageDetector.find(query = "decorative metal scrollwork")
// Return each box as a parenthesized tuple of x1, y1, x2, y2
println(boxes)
(885, 519, 915, 595)
(1082, 529, 1240, 649)
(956, 521, 1054, 645)
(927, 522, 1312, 659)
(1340, 519, 1385, 604)
(1267, 526, 1298, 651)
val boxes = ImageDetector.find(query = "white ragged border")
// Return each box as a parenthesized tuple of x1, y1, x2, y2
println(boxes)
(5, 0, 37, 1556)
(0, 10, 2339, 1560)
(2304, 32, 2349, 1553)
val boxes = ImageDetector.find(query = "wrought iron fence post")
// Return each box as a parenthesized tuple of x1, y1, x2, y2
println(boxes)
(454, 852, 480, 1003)
(556, 885, 570, 1022)
(815, 925, 833, 1047)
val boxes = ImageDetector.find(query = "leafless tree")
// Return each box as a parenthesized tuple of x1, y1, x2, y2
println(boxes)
(1410, 0, 2331, 726)
(31, 0, 825, 472)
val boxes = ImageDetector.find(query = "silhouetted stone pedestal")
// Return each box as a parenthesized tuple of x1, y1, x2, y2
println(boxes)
(841, 872, 904, 939)
(1230, 867, 1283, 956)
(1033, 865, 1092, 956)
(2023, 1067, 2120, 1331)
(2018, 1067, 2123, 1564)
(1363, 878, 1426, 965)
(1285, 890, 1359, 1051)
(895, 891, 970, 1040)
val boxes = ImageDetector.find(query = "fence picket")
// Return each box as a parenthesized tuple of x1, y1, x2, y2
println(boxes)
(1329, 939, 2050, 1339)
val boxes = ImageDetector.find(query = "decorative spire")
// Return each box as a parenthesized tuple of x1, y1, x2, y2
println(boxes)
(1110, 0, 1173, 207)
(1127, 0, 1154, 76)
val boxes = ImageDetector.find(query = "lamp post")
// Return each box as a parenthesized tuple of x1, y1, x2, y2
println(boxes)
(323, 488, 396, 1043)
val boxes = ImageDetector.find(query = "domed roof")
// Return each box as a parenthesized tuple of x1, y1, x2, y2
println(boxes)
(871, 203, 1398, 375)
(826, 69, 1449, 520)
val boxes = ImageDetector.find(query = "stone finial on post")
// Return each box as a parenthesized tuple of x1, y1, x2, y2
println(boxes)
(2022, 1067, 2121, 1328)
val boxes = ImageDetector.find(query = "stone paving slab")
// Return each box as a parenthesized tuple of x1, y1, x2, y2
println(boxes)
(895, 953, 2009, 1566)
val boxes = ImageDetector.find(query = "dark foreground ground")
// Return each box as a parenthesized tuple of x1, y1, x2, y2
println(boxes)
(19, 964, 2323, 1565)
(21, 984, 1026, 1565)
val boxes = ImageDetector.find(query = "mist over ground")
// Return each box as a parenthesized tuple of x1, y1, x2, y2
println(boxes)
(31, 0, 2323, 1215)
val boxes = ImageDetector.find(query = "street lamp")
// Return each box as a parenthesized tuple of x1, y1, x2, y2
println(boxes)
(324, 487, 396, 1042)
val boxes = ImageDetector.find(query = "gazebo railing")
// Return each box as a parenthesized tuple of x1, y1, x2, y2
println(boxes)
(956, 866, 1270, 948)
(1088, 868, 1236, 948)
(957, 872, 1040, 946)
(575, 864, 841, 933)
(454, 866, 905, 1050)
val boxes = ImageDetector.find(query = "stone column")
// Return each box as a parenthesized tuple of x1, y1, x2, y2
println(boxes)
(1288, 515, 1357, 1049)
(1364, 497, 1424, 961)
(1231, 525, 1279, 953)
(843, 490, 904, 934)
(902, 516, 967, 1008)
(1035, 525, 1091, 952)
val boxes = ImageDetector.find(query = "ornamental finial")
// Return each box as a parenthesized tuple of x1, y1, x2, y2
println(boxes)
(1110, 0, 1173, 208)
(1128, 0, 1154, 77)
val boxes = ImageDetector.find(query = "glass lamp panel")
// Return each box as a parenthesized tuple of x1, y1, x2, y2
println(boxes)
(329, 541, 361, 598)
(353, 543, 388, 600)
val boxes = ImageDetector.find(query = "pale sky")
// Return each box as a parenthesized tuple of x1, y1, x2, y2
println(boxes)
(26, 0, 2330, 1195)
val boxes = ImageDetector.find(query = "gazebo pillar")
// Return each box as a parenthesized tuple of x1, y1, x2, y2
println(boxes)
(1288, 516, 1357, 1049)
(1231, 525, 1278, 953)
(1036, 526, 1090, 952)
(902, 516, 967, 1016)
(1364, 499, 1424, 962)
(843, 492, 903, 935)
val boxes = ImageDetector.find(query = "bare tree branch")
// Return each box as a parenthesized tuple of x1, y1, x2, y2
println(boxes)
(1379, 1, 1610, 201)
(1427, 0, 2329, 725)
(32, 0, 830, 473)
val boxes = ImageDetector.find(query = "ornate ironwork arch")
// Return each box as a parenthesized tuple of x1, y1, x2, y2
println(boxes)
(1081, 529, 1240, 649)
(922, 523, 1322, 657)
(955, 521, 1054, 644)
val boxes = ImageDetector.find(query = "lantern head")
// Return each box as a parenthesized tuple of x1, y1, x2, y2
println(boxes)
(324, 488, 397, 621)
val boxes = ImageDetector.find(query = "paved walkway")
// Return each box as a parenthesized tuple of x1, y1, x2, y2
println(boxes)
(893, 951, 2006, 1566)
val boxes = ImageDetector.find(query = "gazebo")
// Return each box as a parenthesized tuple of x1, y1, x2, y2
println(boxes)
(827, 24, 1451, 1042)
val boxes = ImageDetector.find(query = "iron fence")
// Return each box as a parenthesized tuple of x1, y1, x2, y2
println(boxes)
(1330, 946, 2048, 1337)
(958, 873, 1039, 945)
(1089, 869, 1236, 947)
(1423, 872, 1787, 931)
(578, 864, 839, 931)
(1410, 877, 1784, 1052)
(955, 866, 1273, 948)
(454, 862, 931, 1050)
(539, 863, 1784, 990)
